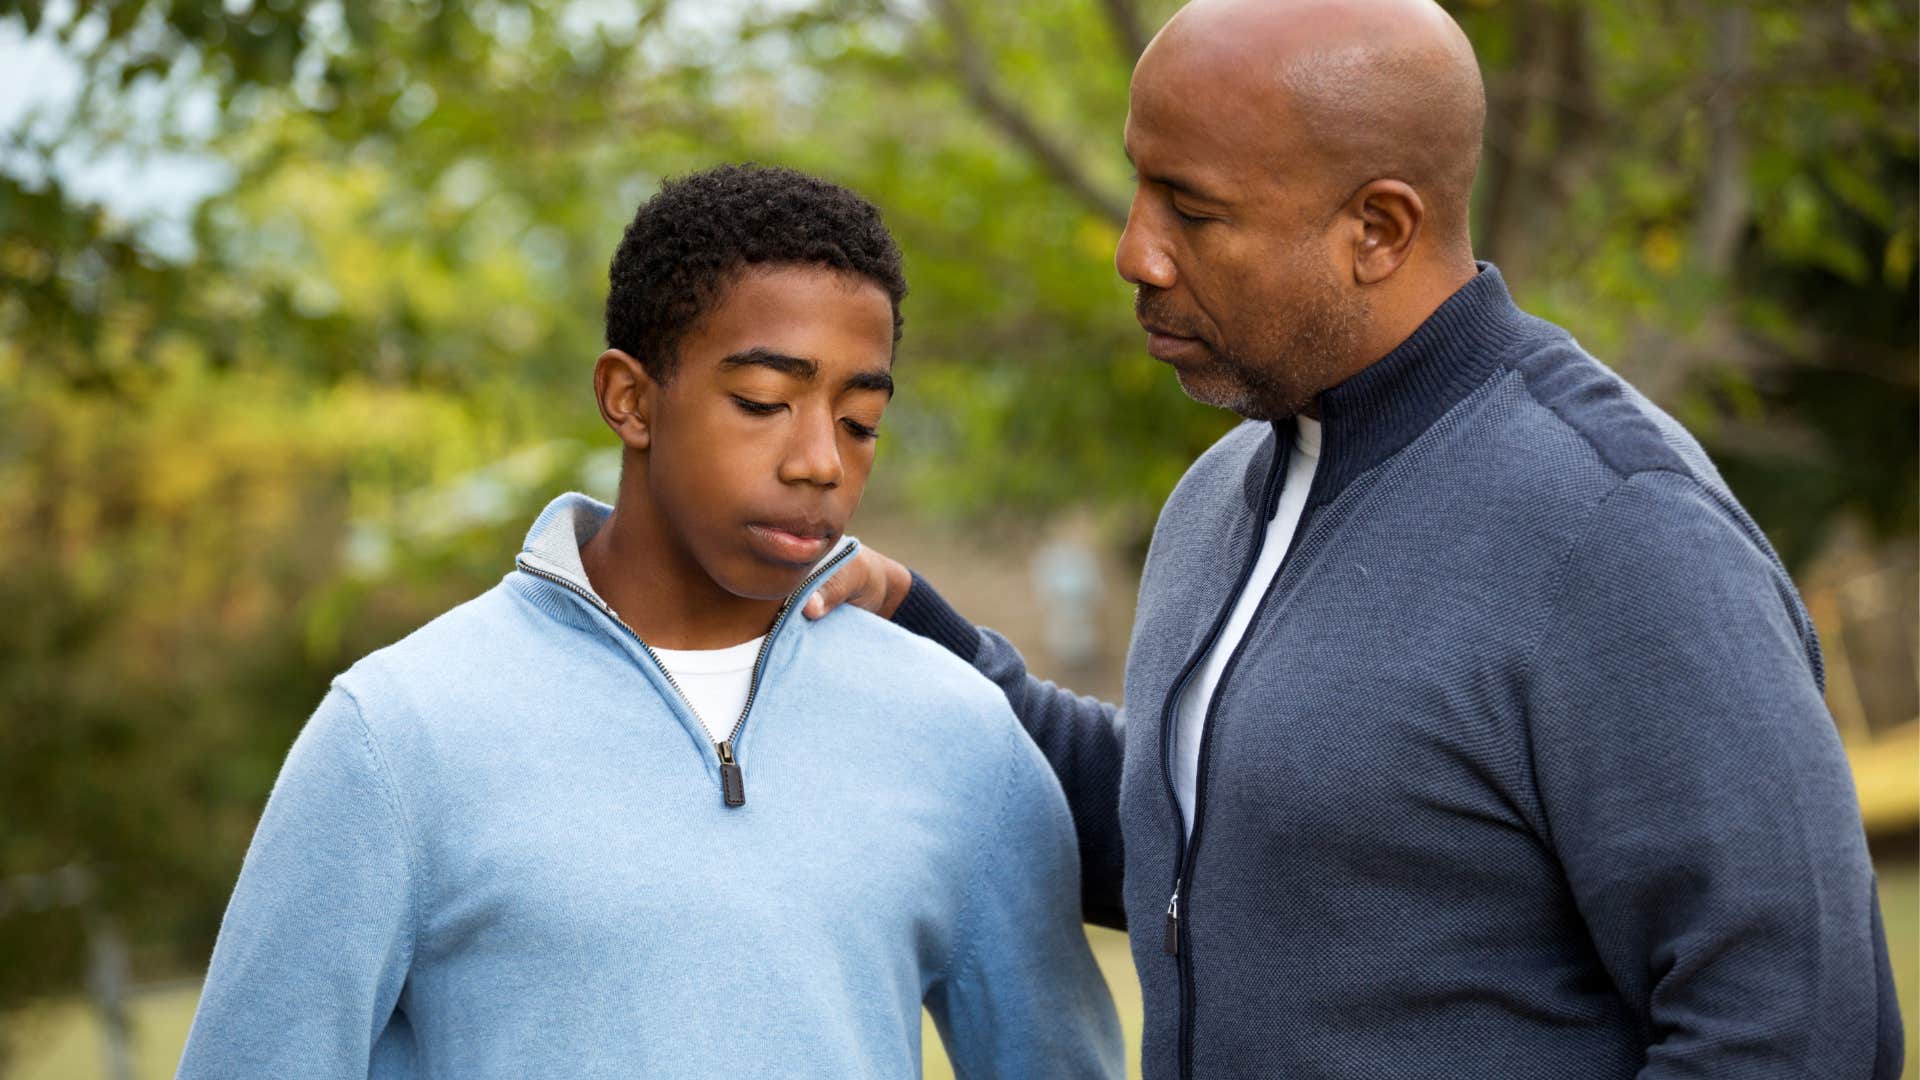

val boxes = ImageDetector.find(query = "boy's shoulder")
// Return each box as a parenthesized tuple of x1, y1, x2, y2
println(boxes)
(801, 601, 1025, 750)
(806, 602, 1008, 707)
(799, 602, 1060, 820)
(327, 580, 537, 733)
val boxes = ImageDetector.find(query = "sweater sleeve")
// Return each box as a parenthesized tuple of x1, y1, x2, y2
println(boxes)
(1526, 470, 1901, 1078)
(893, 572, 1129, 928)
(177, 685, 416, 1079)
(924, 719, 1124, 1080)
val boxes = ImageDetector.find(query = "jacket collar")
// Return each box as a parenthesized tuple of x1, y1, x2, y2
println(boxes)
(1246, 262, 1535, 515)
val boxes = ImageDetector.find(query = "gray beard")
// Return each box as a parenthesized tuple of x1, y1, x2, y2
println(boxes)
(1206, 299, 1367, 421)
(1138, 266, 1369, 421)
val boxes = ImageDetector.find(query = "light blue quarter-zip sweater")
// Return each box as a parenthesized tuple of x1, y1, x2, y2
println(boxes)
(177, 493, 1121, 1080)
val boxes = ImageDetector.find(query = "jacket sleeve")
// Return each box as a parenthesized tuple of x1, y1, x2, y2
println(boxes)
(176, 686, 415, 1079)
(1526, 470, 1902, 1078)
(893, 572, 1129, 928)
(925, 719, 1124, 1080)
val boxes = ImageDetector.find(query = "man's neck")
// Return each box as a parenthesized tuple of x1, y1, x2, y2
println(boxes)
(1363, 256, 1480, 369)
(578, 496, 781, 652)
(1311, 254, 1480, 417)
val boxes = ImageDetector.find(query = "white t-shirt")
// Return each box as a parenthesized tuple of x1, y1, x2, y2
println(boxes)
(1172, 417, 1322, 836)
(650, 635, 766, 745)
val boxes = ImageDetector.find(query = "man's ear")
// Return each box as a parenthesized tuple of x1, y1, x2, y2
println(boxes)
(1346, 179, 1424, 285)
(594, 349, 659, 451)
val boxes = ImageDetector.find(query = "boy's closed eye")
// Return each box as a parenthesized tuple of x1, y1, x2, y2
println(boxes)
(729, 393, 884, 441)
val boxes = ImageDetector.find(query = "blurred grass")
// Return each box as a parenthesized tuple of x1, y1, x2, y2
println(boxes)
(1884, 859, 1919, 1076)
(6, 980, 199, 1080)
(8, 880, 1912, 1078)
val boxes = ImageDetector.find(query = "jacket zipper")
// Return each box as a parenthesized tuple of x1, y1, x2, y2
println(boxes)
(1159, 437, 1289, 1080)
(515, 542, 857, 808)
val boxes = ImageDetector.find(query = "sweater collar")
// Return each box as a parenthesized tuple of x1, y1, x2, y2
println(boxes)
(1250, 262, 1532, 514)
(517, 492, 616, 595)
(514, 491, 859, 622)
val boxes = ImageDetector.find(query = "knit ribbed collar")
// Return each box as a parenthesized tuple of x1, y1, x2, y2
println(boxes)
(1251, 262, 1532, 516)
(515, 491, 859, 620)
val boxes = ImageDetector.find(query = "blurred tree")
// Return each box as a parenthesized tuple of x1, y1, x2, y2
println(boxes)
(0, 0, 1913, 1024)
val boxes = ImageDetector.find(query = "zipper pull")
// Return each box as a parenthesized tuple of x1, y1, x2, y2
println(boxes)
(717, 741, 745, 808)
(1164, 884, 1181, 956)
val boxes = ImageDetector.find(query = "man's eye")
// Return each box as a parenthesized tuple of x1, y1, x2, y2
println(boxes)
(732, 396, 783, 415)
(842, 419, 880, 441)
(1172, 204, 1210, 225)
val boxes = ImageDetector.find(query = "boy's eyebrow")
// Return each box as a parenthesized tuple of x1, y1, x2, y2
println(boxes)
(846, 370, 894, 397)
(721, 347, 818, 380)
(721, 347, 894, 397)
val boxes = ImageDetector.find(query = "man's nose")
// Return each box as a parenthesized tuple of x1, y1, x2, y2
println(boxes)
(778, 412, 843, 488)
(1115, 191, 1176, 290)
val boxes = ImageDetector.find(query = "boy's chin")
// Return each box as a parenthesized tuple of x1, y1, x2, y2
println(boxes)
(709, 557, 819, 605)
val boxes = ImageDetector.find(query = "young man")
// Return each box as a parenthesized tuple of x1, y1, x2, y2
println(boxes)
(177, 165, 1121, 1079)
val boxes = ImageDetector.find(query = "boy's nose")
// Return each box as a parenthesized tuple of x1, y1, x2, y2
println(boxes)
(778, 416, 843, 488)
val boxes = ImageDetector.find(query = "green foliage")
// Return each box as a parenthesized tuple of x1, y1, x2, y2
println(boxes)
(1447, 0, 1917, 564)
(0, 0, 1913, 1020)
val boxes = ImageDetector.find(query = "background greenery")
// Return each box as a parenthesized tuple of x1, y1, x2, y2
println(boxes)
(1, 0, 1914, 1073)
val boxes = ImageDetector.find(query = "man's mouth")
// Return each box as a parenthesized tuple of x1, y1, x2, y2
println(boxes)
(1135, 290, 1210, 364)
(1138, 320, 1209, 364)
(746, 520, 838, 564)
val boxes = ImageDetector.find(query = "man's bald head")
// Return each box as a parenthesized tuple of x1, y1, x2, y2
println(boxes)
(1115, 0, 1490, 419)
(1146, 0, 1485, 252)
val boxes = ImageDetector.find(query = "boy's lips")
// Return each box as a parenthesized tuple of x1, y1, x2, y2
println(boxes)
(746, 520, 837, 563)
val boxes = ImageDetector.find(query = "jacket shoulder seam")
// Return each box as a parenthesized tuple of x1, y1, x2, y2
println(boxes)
(1501, 357, 1692, 486)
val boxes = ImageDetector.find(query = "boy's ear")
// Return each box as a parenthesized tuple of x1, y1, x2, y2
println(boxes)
(594, 349, 659, 451)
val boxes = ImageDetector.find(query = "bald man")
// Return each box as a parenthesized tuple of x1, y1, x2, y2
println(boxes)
(809, 1, 1903, 1077)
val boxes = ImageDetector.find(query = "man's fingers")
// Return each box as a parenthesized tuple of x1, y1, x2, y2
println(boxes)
(802, 582, 846, 619)
(804, 547, 892, 619)
(804, 561, 869, 619)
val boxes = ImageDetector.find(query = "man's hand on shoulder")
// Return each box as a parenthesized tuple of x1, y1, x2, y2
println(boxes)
(804, 545, 913, 620)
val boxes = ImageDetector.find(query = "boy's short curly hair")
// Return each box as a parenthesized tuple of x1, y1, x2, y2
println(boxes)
(605, 164, 907, 381)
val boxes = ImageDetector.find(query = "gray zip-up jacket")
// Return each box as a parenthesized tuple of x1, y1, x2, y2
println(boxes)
(893, 264, 1902, 1080)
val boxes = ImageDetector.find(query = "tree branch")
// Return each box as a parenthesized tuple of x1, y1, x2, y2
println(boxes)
(1097, 0, 1150, 62)
(1474, 0, 1544, 267)
(1477, 1, 1609, 277)
(1540, 2, 1607, 196)
(929, 0, 1130, 227)
(1695, 5, 1750, 274)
